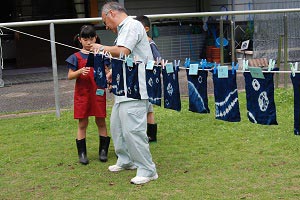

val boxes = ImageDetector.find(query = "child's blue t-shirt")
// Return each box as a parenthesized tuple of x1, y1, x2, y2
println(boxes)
(66, 52, 88, 70)
(66, 52, 110, 70)
(149, 39, 161, 60)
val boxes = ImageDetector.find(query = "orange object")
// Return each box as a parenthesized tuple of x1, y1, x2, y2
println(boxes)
(206, 46, 214, 62)
(211, 47, 221, 63)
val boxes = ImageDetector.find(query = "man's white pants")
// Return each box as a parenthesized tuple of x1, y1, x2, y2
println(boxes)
(110, 99, 157, 177)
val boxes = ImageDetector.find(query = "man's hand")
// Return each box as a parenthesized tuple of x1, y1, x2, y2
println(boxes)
(91, 43, 102, 53)
(91, 44, 130, 58)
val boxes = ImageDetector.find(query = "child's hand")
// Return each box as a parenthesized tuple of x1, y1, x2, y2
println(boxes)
(106, 71, 112, 92)
(80, 67, 90, 76)
(106, 70, 112, 81)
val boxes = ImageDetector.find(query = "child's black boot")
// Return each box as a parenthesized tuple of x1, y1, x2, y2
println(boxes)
(76, 138, 89, 165)
(147, 123, 157, 142)
(99, 136, 110, 162)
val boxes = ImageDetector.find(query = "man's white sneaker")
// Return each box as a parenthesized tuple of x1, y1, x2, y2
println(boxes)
(108, 164, 137, 172)
(130, 173, 158, 185)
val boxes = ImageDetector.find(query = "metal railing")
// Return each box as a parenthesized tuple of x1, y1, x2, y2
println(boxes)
(1, 8, 300, 117)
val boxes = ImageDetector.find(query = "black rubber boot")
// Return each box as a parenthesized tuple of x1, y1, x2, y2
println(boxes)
(76, 138, 89, 165)
(147, 123, 157, 142)
(99, 136, 110, 162)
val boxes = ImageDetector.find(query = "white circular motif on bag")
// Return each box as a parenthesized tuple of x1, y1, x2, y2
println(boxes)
(258, 91, 269, 111)
(252, 79, 260, 91)
(167, 83, 173, 96)
(198, 76, 203, 84)
(148, 78, 153, 87)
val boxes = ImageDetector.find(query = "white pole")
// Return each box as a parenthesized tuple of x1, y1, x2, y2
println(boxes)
(0, 31, 4, 87)
(0, 68, 3, 87)
(1, 8, 300, 27)
(49, 23, 61, 117)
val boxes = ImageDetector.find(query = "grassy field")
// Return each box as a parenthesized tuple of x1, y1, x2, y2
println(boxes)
(1, 88, 300, 199)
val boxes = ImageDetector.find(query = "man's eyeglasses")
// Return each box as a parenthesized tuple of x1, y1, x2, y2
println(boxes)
(102, 10, 111, 26)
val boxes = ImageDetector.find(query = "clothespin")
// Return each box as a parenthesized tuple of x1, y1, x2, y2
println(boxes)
(103, 51, 108, 59)
(184, 58, 191, 68)
(156, 57, 161, 66)
(101, 50, 105, 59)
(232, 62, 239, 75)
(124, 54, 128, 63)
(108, 52, 113, 62)
(125, 55, 134, 67)
(119, 51, 124, 59)
(161, 59, 165, 68)
(290, 62, 298, 77)
(213, 62, 218, 74)
(104, 51, 109, 57)
(94, 48, 100, 55)
(161, 59, 168, 69)
(242, 59, 249, 71)
(201, 59, 207, 70)
(174, 60, 180, 70)
(268, 59, 276, 72)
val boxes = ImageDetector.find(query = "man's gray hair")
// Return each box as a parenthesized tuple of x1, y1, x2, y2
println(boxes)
(102, 1, 128, 15)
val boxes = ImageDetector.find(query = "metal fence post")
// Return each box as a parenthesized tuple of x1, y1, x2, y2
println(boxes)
(276, 35, 283, 89)
(50, 23, 61, 117)
(231, 20, 235, 63)
(283, 13, 288, 89)
(0, 66, 3, 87)
(0, 34, 4, 87)
(220, 17, 224, 65)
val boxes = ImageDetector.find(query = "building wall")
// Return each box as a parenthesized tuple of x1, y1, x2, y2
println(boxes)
(97, 0, 205, 62)
(209, 0, 254, 22)
(5, 0, 298, 68)
(98, 0, 201, 15)
(252, 0, 300, 61)
(15, 24, 83, 68)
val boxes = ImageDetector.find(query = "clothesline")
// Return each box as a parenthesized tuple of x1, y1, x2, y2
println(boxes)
(1, 25, 300, 75)
(178, 67, 300, 74)
(0, 25, 81, 52)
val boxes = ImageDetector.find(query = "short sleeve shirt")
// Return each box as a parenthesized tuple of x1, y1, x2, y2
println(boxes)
(114, 17, 152, 102)
(149, 39, 161, 60)
(66, 52, 88, 71)
(66, 52, 110, 70)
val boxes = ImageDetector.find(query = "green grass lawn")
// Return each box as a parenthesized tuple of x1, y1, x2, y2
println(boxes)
(1, 88, 300, 199)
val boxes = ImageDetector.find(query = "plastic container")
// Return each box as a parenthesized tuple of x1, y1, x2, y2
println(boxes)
(211, 47, 221, 63)
(206, 46, 214, 62)
(215, 37, 229, 47)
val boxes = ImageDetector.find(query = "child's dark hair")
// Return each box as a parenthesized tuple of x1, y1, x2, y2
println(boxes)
(135, 15, 151, 28)
(74, 24, 101, 48)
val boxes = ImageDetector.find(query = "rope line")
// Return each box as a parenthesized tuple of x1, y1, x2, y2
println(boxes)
(0, 25, 299, 74)
(178, 67, 300, 74)
(0, 26, 81, 52)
